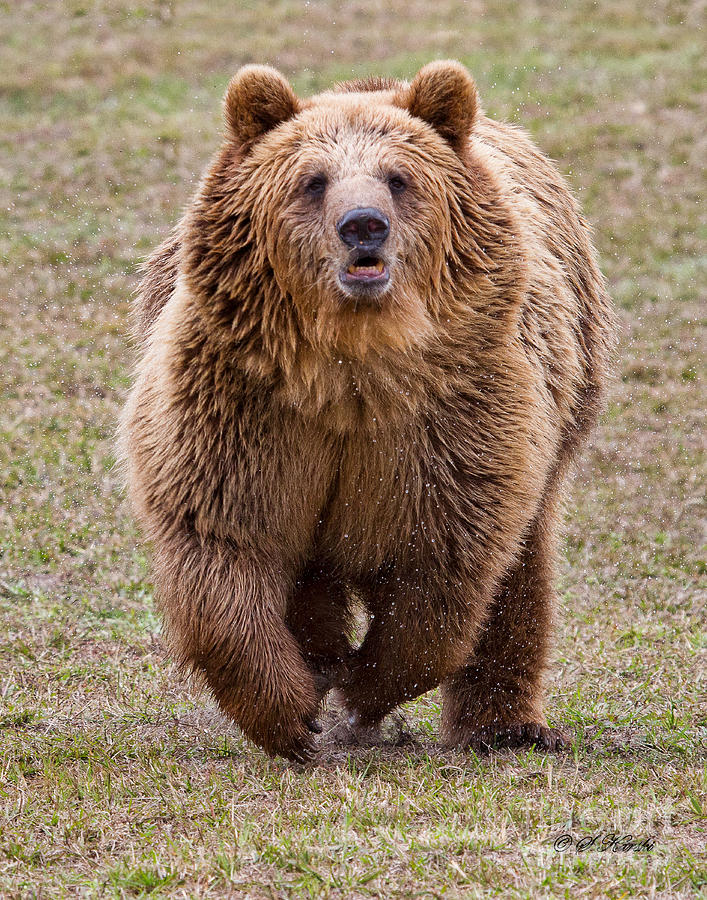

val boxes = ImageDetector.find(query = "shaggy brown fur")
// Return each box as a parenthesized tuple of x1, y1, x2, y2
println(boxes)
(119, 61, 617, 761)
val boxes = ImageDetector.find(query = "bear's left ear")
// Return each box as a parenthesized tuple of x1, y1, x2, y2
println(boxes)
(224, 65, 300, 149)
(395, 60, 478, 153)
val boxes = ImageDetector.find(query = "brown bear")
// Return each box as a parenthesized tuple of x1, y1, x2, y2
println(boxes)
(119, 61, 616, 762)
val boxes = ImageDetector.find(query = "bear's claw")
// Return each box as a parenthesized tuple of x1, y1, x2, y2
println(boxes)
(453, 722, 572, 754)
(286, 735, 317, 764)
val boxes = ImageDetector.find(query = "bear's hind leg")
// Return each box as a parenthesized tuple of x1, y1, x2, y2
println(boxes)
(285, 567, 355, 702)
(441, 494, 571, 753)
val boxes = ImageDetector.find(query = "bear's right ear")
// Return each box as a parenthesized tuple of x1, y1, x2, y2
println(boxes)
(224, 65, 300, 149)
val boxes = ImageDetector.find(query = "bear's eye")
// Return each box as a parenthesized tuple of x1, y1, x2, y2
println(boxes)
(387, 174, 408, 195)
(304, 175, 327, 197)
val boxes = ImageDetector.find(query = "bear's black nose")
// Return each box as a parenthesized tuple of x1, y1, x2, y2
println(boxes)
(337, 207, 390, 249)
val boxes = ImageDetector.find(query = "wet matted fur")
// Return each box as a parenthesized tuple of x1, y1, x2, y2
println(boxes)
(119, 61, 617, 762)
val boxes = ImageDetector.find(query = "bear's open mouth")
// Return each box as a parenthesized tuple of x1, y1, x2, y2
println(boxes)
(340, 252, 389, 288)
(347, 256, 384, 278)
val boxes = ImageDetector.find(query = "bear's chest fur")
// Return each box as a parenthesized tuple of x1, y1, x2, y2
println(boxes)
(311, 397, 513, 581)
(318, 418, 436, 577)
(268, 341, 554, 582)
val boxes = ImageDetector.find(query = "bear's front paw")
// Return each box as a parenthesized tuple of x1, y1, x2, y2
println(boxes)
(263, 721, 318, 764)
(448, 722, 572, 754)
(248, 697, 322, 763)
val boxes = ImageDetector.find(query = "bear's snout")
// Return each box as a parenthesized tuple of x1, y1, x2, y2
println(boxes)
(336, 207, 390, 249)
(336, 207, 392, 296)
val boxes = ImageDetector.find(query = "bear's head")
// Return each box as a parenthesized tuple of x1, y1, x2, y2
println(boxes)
(183, 61, 521, 367)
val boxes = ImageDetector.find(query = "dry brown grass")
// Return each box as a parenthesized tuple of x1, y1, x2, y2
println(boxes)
(0, 1, 704, 896)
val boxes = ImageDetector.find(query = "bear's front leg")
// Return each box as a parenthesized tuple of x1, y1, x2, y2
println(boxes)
(339, 573, 483, 727)
(154, 532, 321, 762)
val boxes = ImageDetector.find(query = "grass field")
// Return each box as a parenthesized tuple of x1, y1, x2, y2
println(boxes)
(0, 1, 704, 896)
